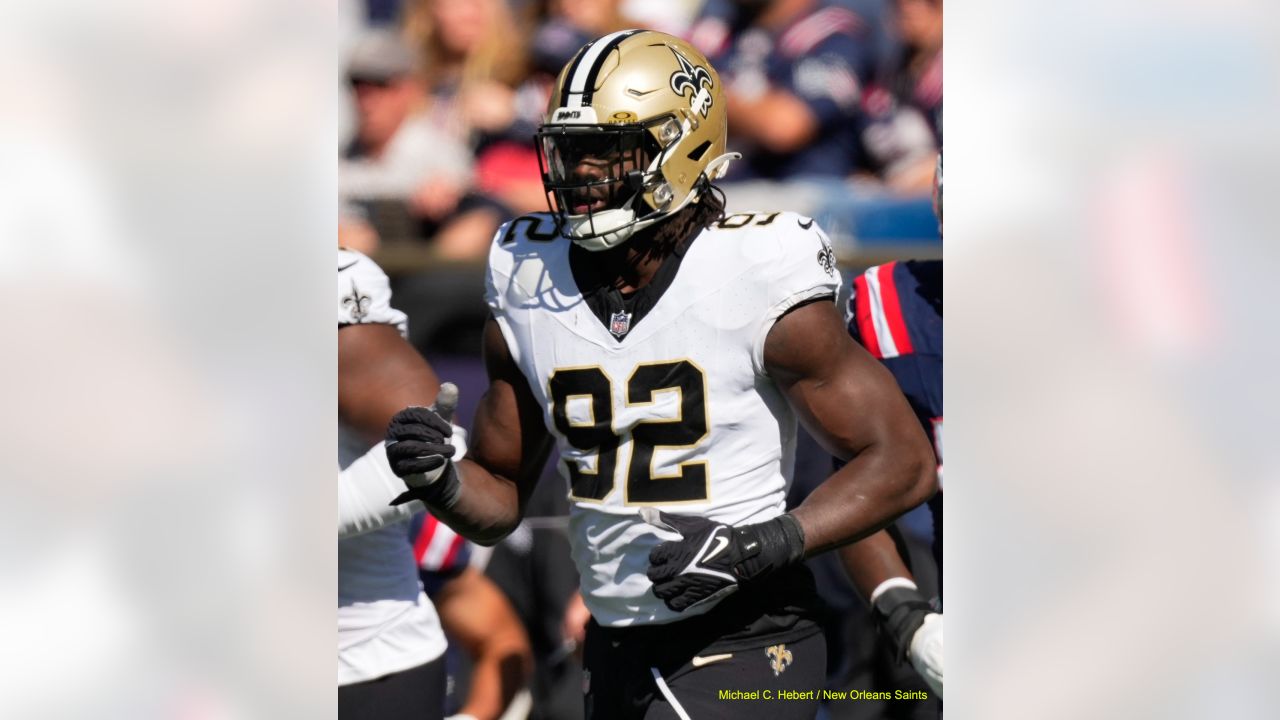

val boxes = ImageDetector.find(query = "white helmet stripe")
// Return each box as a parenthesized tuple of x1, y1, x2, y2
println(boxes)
(566, 29, 641, 107)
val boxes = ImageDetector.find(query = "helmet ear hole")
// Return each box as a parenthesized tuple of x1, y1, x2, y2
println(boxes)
(686, 140, 712, 162)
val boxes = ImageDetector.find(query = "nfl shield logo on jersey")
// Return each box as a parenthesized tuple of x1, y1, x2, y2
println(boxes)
(609, 311, 632, 338)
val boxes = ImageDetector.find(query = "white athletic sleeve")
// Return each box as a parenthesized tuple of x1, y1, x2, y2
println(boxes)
(338, 441, 424, 538)
(338, 427, 468, 538)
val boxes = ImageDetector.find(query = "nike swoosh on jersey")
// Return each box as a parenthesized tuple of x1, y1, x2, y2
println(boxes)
(690, 653, 734, 668)
(338, 261, 359, 272)
(702, 535, 730, 563)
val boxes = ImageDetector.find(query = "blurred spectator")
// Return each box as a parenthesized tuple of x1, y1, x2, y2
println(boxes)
(339, 202, 381, 256)
(618, 0, 702, 36)
(340, 28, 503, 260)
(889, 0, 942, 145)
(835, 0, 941, 193)
(688, 0, 935, 194)
(543, 0, 636, 37)
(404, 0, 550, 224)
(498, 0, 647, 218)
(689, 0, 876, 180)
(404, 0, 528, 142)
(838, 0, 904, 86)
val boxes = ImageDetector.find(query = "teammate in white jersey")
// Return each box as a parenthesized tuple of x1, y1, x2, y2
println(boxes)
(384, 31, 937, 719)
(337, 248, 448, 719)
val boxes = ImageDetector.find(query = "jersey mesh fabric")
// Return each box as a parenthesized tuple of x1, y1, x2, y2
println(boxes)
(485, 212, 838, 626)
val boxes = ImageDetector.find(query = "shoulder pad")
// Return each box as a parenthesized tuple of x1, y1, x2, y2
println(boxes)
(706, 212, 840, 372)
(494, 213, 562, 247)
(338, 248, 408, 335)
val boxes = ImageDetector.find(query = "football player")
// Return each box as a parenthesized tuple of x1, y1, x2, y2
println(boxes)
(846, 152, 943, 585)
(384, 31, 937, 719)
(409, 513, 533, 720)
(338, 247, 451, 719)
(840, 528, 943, 700)
(840, 152, 944, 700)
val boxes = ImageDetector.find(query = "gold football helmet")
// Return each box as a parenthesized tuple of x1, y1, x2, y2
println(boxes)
(536, 29, 739, 250)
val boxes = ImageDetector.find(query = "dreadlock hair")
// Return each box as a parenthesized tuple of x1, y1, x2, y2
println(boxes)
(590, 177, 728, 279)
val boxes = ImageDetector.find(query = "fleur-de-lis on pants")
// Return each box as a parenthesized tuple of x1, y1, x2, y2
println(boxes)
(767, 644, 793, 677)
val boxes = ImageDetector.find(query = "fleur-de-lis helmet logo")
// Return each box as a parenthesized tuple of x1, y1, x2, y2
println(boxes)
(766, 644, 793, 676)
(668, 47, 715, 118)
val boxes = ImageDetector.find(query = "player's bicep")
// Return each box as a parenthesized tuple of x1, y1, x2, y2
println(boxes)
(763, 300, 923, 461)
(338, 323, 440, 442)
(467, 317, 552, 496)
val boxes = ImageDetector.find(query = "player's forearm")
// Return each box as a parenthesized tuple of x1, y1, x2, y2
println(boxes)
(840, 529, 915, 601)
(423, 458, 523, 546)
(791, 440, 936, 557)
(840, 526, 943, 697)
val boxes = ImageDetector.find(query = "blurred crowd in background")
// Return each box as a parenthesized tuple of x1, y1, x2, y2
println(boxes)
(339, 1, 942, 718)
(339, 0, 941, 354)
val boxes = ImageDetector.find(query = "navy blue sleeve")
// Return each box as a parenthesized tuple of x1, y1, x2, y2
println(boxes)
(779, 31, 870, 128)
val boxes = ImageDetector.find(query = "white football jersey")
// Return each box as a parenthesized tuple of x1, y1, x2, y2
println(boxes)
(485, 211, 839, 626)
(337, 248, 447, 684)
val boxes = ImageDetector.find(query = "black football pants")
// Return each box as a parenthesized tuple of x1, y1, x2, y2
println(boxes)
(585, 619, 826, 720)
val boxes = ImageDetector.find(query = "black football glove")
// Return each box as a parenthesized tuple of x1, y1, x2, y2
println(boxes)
(385, 383, 462, 508)
(872, 583, 943, 698)
(642, 508, 806, 613)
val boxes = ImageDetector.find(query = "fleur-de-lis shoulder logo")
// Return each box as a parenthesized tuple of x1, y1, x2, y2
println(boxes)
(342, 280, 372, 322)
(817, 243, 836, 277)
(766, 644, 793, 676)
(668, 47, 715, 118)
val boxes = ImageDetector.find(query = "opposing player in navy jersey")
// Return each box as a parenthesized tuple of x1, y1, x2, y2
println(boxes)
(837, 155, 944, 702)
(847, 160, 943, 585)
(408, 514, 532, 720)
(383, 30, 936, 719)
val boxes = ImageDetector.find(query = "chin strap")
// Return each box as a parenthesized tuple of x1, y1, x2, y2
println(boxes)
(568, 152, 742, 251)
(703, 152, 741, 181)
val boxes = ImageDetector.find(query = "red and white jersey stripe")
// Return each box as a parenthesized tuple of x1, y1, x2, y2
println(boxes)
(852, 261, 915, 359)
(413, 515, 467, 573)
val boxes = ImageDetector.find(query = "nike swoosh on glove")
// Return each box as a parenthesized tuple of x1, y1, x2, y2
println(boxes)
(641, 508, 805, 613)
(385, 384, 461, 507)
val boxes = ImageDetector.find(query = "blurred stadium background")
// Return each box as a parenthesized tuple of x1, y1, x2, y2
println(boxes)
(339, 1, 942, 718)
(11, 0, 1279, 717)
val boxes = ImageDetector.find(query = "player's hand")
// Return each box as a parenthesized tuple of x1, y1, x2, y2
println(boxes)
(642, 508, 806, 613)
(909, 613, 943, 699)
(871, 583, 943, 699)
(386, 383, 461, 506)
